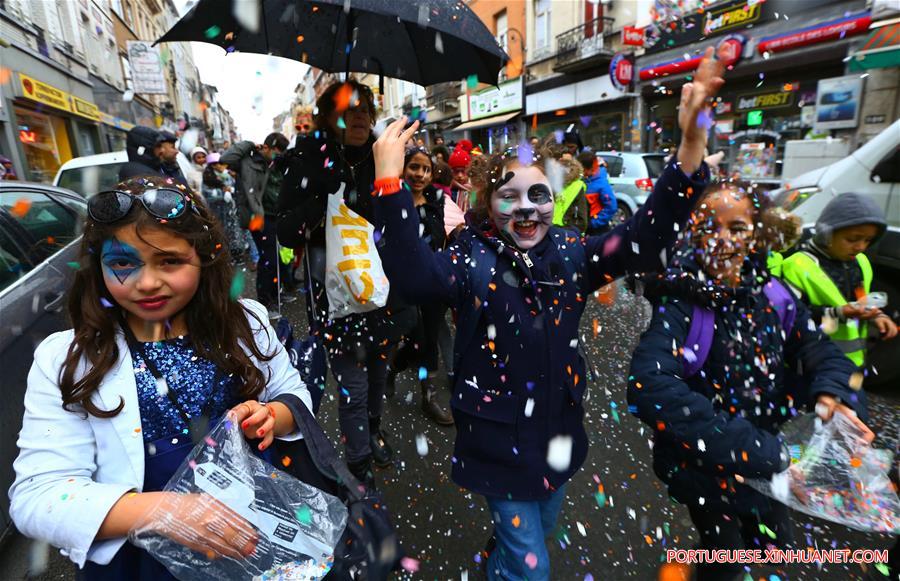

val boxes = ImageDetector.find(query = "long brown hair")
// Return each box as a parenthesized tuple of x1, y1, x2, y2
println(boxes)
(60, 176, 274, 418)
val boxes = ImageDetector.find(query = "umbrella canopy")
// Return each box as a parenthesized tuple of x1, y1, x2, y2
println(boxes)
(157, 0, 508, 87)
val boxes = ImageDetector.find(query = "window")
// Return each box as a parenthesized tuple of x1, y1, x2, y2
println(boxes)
(599, 155, 624, 178)
(495, 10, 508, 52)
(642, 155, 666, 179)
(0, 190, 83, 269)
(44, 1, 65, 43)
(534, 0, 551, 50)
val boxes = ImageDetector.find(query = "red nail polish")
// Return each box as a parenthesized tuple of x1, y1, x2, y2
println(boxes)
(257, 428, 265, 437)
(241, 420, 249, 429)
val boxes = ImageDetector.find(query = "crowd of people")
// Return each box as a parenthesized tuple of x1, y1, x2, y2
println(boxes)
(7, 45, 898, 581)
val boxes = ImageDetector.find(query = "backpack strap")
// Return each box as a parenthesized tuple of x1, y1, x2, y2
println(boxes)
(682, 277, 798, 378)
(683, 305, 715, 378)
(763, 277, 797, 336)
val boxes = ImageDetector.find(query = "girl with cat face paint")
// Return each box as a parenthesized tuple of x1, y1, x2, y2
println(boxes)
(372, 47, 726, 580)
(490, 167, 555, 250)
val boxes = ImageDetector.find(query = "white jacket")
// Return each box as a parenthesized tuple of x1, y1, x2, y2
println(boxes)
(9, 299, 312, 568)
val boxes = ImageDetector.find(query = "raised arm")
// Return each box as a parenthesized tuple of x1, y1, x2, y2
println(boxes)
(582, 46, 725, 290)
(371, 118, 468, 306)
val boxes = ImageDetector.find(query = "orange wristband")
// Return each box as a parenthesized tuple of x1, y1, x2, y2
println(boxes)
(372, 177, 403, 196)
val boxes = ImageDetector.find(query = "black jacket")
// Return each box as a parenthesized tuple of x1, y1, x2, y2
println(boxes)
(276, 132, 415, 347)
(374, 156, 709, 500)
(627, 252, 864, 513)
(118, 126, 187, 187)
(119, 126, 163, 182)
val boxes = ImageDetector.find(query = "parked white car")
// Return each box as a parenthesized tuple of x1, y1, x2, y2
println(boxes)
(53, 150, 193, 198)
(774, 119, 900, 390)
(595, 151, 667, 223)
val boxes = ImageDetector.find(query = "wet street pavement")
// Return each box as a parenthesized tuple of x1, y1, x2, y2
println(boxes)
(2, 275, 897, 580)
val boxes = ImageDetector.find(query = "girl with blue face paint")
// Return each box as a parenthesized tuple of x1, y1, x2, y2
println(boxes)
(10, 176, 314, 578)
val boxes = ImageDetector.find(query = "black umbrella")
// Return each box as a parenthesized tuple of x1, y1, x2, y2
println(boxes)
(156, 0, 508, 88)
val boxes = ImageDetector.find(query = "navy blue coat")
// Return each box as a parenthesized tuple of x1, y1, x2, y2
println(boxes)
(627, 256, 864, 513)
(374, 158, 709, 500)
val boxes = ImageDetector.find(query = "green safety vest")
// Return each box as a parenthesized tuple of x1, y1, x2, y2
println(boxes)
(779, 251, 873, 367)
(552, 179, 586, 227)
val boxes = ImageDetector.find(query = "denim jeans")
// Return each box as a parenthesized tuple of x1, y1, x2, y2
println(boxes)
(485, 485, 567, 580)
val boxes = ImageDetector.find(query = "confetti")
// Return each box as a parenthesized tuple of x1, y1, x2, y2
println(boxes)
(546, 435, 573, 472)
(229, 271, 245, 300)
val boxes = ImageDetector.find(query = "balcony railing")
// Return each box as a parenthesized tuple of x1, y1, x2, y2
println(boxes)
(554, 16, 615, 72)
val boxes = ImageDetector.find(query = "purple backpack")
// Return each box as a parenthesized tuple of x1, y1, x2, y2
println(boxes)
(683, 278, 797, 377)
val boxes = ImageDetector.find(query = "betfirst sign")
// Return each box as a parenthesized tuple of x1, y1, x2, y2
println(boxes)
(704, 1, 763, 36)
(736, 90, 794, 111)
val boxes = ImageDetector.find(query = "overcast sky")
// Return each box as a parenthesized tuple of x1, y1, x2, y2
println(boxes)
(173, 0, 310, 143)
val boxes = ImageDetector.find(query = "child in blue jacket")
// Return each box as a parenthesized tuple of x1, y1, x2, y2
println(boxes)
(627, 180, 873, 580)
(370, 48, 726, 581)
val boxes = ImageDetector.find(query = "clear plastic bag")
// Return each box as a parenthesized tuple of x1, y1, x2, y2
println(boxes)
(129, 415, 348, 580)
(746, 412, 900, 534)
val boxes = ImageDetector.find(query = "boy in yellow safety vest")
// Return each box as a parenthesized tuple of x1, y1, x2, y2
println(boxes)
(780, 193, 897, 370)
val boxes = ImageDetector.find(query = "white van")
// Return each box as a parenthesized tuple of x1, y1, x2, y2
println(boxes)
(53, 150, 194, 198)
(774, 120, 900, 390)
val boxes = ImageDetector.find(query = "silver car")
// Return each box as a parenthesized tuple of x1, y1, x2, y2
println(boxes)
(0, 182, 86, 544)
(595, 152, 667, 223)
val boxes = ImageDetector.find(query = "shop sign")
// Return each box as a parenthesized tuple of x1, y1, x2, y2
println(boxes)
(609, 53, 634, 92)
(468, 78, 522, 121)
(70, 96, 101, 121)
(622, 26, 644, 47)
(704, 1, 763, 36)
(865, 114, 886, 124)
(747, 110, 764, 126)
(736, 90, 794, 111)
(715, 34, 746, 67)
(757, 12, 872, 55)
(716, 101, 733, 115)
(814, 75, 864, 131)
(644, 0, 785, 54)
(99, 112, 136, 131)
(19, 73, 69, 112)
(127, 41, 168, 95)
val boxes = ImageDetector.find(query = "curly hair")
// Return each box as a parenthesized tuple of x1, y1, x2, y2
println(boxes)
(692, 180, 802, 255)
(60, 176, 274, 418)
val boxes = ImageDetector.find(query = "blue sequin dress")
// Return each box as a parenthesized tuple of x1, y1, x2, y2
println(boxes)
(78, 337, 239, 581)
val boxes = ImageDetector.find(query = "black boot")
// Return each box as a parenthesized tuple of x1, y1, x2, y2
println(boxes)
(347, 457, 377, 491)
(421, 379, 454, 426)
(368, 417, 394, 468)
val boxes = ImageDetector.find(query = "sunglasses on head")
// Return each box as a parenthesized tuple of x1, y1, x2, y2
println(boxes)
(88, 188, 196, 223)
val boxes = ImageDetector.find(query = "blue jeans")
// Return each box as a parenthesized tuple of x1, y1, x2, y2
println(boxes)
(485, 485, 567, 580)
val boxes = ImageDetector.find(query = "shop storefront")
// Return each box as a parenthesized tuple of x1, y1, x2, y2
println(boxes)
(635, 0, 873, 181)
(8, 72, 102, 183)
(525, 70, 633, 152)
(452, 78, 523, 154)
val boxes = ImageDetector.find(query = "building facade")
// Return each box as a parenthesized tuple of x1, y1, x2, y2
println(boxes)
(0, 0, 234, 182)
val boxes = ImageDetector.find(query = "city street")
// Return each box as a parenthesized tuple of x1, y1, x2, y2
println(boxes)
(2, 277, 897, 580)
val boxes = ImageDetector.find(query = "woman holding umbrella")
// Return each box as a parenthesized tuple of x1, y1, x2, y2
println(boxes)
(276, 80, 415, 487)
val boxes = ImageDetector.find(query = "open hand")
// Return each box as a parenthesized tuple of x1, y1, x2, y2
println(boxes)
(373, 116, 420, 181)
(676, 46, 726, 174)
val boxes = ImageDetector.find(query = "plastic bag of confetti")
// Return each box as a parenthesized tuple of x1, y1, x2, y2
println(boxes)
(324, 185, 390, 318)
(129, 415, 348, 580)
(746, 412, 900, 534)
